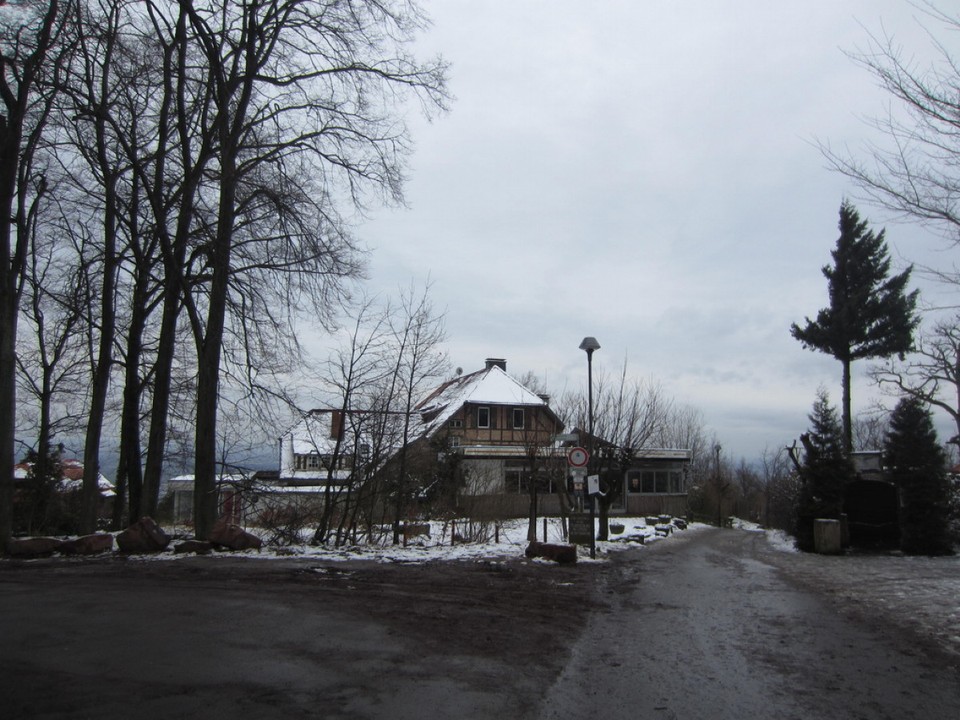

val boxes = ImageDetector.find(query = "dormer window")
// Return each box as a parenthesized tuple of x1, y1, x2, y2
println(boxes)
(477, 406, 490, 428)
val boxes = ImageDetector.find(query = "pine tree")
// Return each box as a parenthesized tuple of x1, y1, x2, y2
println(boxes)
(791, 201, 919, 452)
(884, 397, 953, 555)
(795, 390, 853, 552)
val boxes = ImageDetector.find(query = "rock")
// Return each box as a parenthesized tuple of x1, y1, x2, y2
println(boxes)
(59, 534, 113, 555)
(174, 540, 213, 555)
(209, 522, 262, 551)
(525, 541, 577, 564)
(116, 517, 171, 553)
(6, 537, 63, 558)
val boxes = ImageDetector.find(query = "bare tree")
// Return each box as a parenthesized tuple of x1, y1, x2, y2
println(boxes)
(759, 445, 796, 531)
(822, 3, 960, 249)
(560, 361, 673, 540)
(15, 195, 89, 494)
(309, 296, 392, 544)
(871, 315, 960, 446)
(0, 0, 74, 549)
(165, 1, 447, 540)
(384, 282, 447, 544)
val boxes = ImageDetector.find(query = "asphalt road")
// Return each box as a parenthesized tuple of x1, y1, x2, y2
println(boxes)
(2, 528, 958, 719)
(539, 528, 960, 720)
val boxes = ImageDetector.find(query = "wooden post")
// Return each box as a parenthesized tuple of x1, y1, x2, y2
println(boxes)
(542, 518, 547, 542)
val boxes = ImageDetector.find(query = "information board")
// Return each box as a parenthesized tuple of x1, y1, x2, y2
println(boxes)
(568, 513, 593, 544)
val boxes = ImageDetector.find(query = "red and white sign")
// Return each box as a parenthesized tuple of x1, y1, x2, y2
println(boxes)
(567, 446, 589, 467)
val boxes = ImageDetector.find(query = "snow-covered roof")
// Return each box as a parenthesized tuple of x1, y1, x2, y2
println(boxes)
(13, 459, 115, 497)
(288, 412, 341, 456)
(413, 364, 554, 440)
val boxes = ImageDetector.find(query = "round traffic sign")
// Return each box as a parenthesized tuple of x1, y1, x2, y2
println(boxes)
(567, 446, 589, 467)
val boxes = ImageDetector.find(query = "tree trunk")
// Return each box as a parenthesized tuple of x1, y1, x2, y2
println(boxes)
(841, 356, 853, 454)
(526, 482, 538, 543)
(141, 275, 179, 521)
(80, 228, 117, 534)
(192, 146, 237, 540)
(0, 293, 18, 549)
(115, 298, 146, 528)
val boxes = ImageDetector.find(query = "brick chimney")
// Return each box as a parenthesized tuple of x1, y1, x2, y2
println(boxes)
(484, 358, 506, 371)
(330, 409, 344, 440)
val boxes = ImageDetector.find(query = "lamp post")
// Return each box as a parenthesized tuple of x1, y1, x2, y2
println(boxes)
(714, 443, 723, 528)
(579, 336, 600, 559)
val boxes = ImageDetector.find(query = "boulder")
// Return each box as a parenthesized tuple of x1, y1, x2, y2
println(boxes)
(209, 522, 262, 551)
(525, 541, 577, 564)
(6, 536, 63, 558)
(116, 517, 170, 553)
(174, 540, 214, 555)
(59, 534, 114, 555)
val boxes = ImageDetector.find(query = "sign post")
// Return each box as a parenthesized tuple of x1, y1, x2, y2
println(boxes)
(567, 448, 594, 552)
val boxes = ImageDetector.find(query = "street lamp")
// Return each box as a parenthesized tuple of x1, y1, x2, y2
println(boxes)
(579, 336, 600, 559)
(714, 443, 723, 528)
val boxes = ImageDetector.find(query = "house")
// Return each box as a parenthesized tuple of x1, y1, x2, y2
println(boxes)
(278, 408, 370, 486)
(406, 358, 567, 515)
(13, 458, 116, 530)
(14, 458, 115, 501)
(407, 358, 693, 518)
(165, 357, 693, 525)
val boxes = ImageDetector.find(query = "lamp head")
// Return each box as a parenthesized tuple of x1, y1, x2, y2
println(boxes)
(579, 336, 601, 353)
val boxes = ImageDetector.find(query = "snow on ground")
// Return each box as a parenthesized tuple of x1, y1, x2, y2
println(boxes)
(144, 516, 690, 564)
(729, 517, 960, 658)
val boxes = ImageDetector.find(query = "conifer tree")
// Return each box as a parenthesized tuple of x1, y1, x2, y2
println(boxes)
(791, 202, 919, 452)
(884, 397, 953, 555)
(795, 390, 853, 551)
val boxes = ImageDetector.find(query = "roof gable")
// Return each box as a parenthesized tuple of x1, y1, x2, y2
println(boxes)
(414, 365, 553, 438)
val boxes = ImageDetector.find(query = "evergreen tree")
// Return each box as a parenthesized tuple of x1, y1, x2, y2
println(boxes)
(791, 201, 919, 452)
(884, 397, 953, 555)
(795, 390, 853, 551)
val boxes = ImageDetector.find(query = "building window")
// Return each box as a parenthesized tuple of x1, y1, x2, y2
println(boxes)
(450, 436, 461, 448)
(506, 467, 556, 494)
(449, 418, 463, 428)
(627, 469, 684, 494)
(294, 453, 322, 471)
(512, 408, 525, 429)
(477, 406, 490, 428)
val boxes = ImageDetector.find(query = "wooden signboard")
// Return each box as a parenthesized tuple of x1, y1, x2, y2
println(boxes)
(568, 513, 593, 544)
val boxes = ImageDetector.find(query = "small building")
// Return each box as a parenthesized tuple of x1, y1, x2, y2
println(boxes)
(844, 450, 899, 547)
(623, 449, 693, 517)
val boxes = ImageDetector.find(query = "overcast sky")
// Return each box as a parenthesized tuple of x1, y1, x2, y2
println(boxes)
(342, 1, 957, 461)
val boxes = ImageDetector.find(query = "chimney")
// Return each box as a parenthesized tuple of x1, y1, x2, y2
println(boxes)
(330, 409, 344, 440)
(485, 358, 507, 371)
